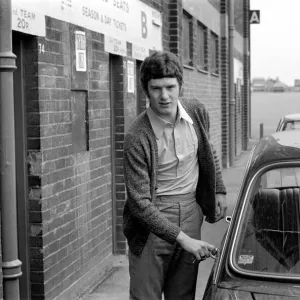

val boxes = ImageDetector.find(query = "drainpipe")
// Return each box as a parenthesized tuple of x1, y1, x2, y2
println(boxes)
(228, 0, 235, 166)
(0, 0, 22, 299)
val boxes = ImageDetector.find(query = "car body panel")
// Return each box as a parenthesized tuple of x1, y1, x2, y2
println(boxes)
(202, 131, 300, 299)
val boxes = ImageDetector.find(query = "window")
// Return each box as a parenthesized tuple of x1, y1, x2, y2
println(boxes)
(211, 32, 219, 74)
(232, 166, 300, 278)
(196, 22, 207, 71)
(182, 11, 192, 66)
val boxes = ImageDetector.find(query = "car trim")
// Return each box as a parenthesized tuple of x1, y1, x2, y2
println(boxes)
(229, 160, 300, 281)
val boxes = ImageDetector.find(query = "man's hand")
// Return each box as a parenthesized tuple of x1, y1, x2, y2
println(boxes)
(176, 231, 217, 261)
(214, 193, 227, 222)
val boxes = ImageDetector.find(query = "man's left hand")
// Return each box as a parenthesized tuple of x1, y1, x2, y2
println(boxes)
(214, 194, 227, 222)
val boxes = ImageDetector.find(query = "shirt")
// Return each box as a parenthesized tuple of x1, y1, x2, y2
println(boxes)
(123, 97, 227, 257)
(147, 101, 199, 195)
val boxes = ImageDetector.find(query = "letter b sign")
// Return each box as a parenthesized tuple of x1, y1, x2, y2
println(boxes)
(141, 11, 148, 38)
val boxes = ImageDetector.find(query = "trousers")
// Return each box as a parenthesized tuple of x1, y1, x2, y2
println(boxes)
(128, 192, 203, 300)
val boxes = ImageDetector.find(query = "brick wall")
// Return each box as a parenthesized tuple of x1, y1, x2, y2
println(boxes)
(243, 0, 250, 150)
(179, 2, 223, 162)
(16, 0, 251, 298)
(25, 16, 114, 299)
(220, 0, 229, 167)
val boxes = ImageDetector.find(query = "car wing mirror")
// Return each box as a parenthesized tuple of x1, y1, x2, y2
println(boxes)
(225, 216, 232, 224)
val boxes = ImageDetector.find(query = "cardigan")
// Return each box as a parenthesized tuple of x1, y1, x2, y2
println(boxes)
(123, 98, 227, 257)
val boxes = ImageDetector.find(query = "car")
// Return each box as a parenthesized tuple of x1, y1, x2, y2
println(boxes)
(202, 131, 300, 300)
(276, 113, 300, 131)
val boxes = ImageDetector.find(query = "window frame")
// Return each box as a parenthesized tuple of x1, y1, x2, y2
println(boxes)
(196, 21, 208, 72)
(210, 31, 219, 75)
(229, 162, 300, 280)
(182, 10, 193, 67)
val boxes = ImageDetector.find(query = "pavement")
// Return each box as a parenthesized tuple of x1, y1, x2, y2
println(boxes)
(82, 140, 257, 300)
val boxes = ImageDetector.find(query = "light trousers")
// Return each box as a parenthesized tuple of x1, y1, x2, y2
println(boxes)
(129, 192, 203, 300)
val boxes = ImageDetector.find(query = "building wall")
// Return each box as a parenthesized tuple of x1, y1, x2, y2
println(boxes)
(22, 1, 164, 299)
(26, 18, 114, 299)
(5, 0, 250, 298)
(179, 0, 223, 161)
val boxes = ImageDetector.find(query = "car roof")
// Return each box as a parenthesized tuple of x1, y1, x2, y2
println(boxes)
(248, 131, 300, 176)
(283, 113, 300, 121)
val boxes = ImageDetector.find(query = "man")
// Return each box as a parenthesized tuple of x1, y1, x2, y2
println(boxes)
(123, 51, 227, 300)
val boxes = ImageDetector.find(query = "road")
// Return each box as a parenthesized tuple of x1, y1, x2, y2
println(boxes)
(251, 92, 300, 139)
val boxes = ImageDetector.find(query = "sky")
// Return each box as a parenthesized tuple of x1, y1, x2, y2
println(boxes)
(250, 0, 300, 86)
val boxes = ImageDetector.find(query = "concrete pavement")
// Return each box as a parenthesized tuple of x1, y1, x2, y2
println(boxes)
(82, 141, 256, 300)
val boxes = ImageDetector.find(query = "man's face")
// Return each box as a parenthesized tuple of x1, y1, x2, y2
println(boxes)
(147, 77, 180, 123)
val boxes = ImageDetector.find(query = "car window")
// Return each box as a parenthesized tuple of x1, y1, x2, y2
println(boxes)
(282, 121, 300, 131)
(232, 166, 300, 277)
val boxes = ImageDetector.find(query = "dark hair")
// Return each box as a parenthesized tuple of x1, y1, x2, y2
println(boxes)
(140, 51, 183, 96)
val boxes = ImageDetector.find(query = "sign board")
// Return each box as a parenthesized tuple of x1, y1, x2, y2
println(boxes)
(75, 31, 87, 72)
(132, 44, 149, 61)
(249, 10, 260, 24)
(11, 3, 46, 36)
(11, 0, 162, 56)
(234, 58, 243, 84)
(104, 35, 127, 57)
(127, 61, 135, 93)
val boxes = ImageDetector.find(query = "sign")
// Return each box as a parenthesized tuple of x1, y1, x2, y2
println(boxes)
(152, 9, 162, 26)
(75, 31, 87, 72)
(104, 35, 127, 57)
(132, 44, 149, 61)
(234, 58, 243, 84)
(11, 3, 45, 36)
(249, 10, 260, 24)
(127, 61, 135, 93)
(11, 0, 163, 55)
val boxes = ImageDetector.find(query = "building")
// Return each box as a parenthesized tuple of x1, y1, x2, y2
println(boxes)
(252, 77, 266, 91)
(294, 79, 300, 91)
(0, 0, 250, 299)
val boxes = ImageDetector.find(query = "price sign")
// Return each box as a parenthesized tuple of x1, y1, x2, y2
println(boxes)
(132, 44, 149, 61)
(104, 35, 127, 57)
(11, 5, 45, 36)
(127, 61, 134, 93)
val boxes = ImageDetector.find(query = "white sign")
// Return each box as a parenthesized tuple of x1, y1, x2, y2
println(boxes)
(234, 58, 243, 84)
(132, 44, 149, 61)
(11, 0, 162, 55)
(61, 0, 72, 12)
(104, 35, 127, 57)
(75, 31, 87, 72)
(127, 61, 135, 93)
(11, 3, 45, 36)
(152, 9, 162, 26)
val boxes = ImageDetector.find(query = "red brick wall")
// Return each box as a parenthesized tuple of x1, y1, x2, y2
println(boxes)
(19, 0, 251, 298)
(178, 5, 223, 162)
(220, 0, 229, 167)
(243, 0, 250, 150)
(26, 17, 114, 299)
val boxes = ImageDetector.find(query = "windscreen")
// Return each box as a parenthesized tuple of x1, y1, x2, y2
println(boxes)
(282, 121, 300, 131)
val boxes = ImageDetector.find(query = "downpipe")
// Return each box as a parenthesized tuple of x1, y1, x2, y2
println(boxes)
(0, 0, 22, 299)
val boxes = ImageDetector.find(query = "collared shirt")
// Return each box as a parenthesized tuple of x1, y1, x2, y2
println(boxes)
(147, 101, 199, 196)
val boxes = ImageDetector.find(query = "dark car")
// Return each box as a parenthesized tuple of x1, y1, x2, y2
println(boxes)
(276, 113, 300, 131)
(203, 131, 300, 299)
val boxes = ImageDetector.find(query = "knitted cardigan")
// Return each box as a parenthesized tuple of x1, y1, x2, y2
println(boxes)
(123, 98, 227, 257)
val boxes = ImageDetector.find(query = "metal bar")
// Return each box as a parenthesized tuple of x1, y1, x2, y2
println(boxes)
(0, 0, 22, 298)
(260, 123, 264, 139)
